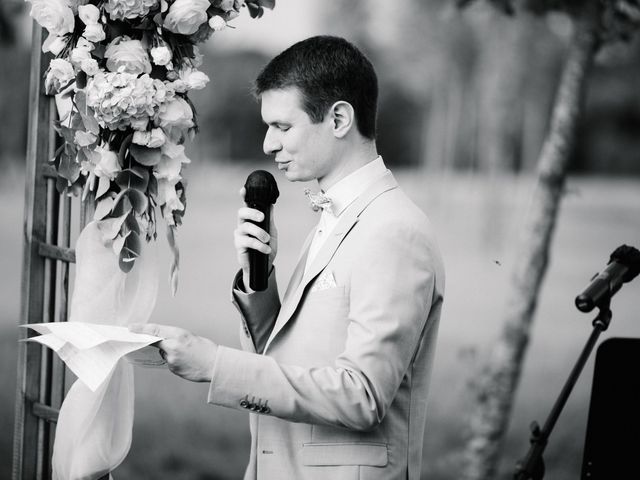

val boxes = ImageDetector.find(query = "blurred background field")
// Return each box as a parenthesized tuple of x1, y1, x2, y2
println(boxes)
(2, 165, 639, 479)
(2, 0, 640, 479)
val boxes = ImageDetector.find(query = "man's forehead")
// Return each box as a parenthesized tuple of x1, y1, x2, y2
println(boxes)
(260, 87, 306, 120)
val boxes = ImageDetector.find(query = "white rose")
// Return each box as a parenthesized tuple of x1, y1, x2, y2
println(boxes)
(163, 0, 210, 35)
(158, 97, 194, 130)
(94, 147, 121, 179)
(171, 79, 188, 94)
(150, 45, 172, 66)
(148, 128, 167, 148)
(80, 58, 100, 76)
(76, 36, 94, 51)
(42, 34, 67, 56)
(45, 58, 75, 95)
(70, 46, 92, 66)
(78, 4, 99, 23)
(83, 23, 105, 42)
(183, 69, 209, 90)
(105, 36, 152, 75)
(208, 15, 227, 31)
(27, 0, 75, 36)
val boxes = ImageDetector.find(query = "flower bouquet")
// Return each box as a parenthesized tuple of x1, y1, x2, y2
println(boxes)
(27, 0, 275, 290)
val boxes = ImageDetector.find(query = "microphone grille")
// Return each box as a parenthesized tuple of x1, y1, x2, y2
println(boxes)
(244, 170, 280, 205)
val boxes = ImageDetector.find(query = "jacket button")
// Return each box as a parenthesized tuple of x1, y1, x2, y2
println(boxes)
(260, 406, 271, 414)
(239, 395, 249, 408)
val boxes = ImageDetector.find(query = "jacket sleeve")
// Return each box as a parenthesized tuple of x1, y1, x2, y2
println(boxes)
(231, 267, 281, 354)
(212, 222, 442, 431)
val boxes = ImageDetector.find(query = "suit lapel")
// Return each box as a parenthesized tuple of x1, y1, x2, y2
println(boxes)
(264, 172, 398, 353)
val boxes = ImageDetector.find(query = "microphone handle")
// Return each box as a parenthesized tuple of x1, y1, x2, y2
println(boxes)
(247, 201, 271, 291)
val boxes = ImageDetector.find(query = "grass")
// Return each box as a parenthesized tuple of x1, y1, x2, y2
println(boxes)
(1, 163, 639, 479)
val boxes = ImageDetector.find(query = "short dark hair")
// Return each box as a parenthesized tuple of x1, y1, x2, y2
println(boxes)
(254, 35, 378, 140)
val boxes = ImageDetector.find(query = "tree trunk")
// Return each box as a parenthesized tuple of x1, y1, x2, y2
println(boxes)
(461, 6, 601, 480)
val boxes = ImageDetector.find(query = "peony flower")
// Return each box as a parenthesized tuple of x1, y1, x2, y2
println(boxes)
(150, 45, 172, 66)
(209, 15, 227, 31)
(42, 34, 67, 56)
(45, 58, 75, 95)
(104, 0, 159, 20)
(163, 0, 210, 35)
(105, 36, 152, 75)
(27, 0, 75, 37)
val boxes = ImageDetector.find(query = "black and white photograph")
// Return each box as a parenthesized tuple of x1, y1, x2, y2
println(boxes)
(2, 0, 640, 479)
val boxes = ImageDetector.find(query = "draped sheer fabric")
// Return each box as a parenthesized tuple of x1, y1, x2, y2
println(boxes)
(53, 222, 158, 480)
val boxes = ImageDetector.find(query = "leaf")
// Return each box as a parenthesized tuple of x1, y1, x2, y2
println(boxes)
(112, 188, 149, 215)
(58, 149, 81, 183)
(96, 175, 112, 198)
(96, 209, 130, 241)
(112, 231, 130, 255)
(167, 225, 180, 295)
(116, 168, 149, 192)
(94, 196, 115, 221)
(129, 144, 162, 166)
(119, 231, 141, 273)
(125, 210, 141, 235)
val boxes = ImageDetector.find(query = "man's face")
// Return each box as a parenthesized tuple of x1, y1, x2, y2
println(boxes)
(260, 87, 335, 183)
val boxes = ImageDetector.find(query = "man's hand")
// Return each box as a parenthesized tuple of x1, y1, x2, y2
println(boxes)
(129, 324, 218, 383)
(234, 187, 278, 292)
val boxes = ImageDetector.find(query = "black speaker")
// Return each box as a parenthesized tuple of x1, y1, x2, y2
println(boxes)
(581, 337, 640, 479)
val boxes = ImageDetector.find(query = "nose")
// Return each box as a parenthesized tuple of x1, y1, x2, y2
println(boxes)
(263, 126, 281, 156)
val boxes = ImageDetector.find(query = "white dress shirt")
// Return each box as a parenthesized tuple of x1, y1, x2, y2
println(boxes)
(304, 156, 388, 273)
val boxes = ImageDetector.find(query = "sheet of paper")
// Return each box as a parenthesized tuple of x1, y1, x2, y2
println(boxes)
(21, 323, 164, 391)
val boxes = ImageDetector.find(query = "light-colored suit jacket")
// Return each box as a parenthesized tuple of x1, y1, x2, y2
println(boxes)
(207, 171, 445, 480)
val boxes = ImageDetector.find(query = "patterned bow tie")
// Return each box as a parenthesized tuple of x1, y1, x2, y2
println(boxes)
(304, 189, 333, 213)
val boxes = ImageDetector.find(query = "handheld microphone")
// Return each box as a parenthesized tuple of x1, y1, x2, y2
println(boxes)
(575, 245, 640, 312)
(244, 170, 279, 291)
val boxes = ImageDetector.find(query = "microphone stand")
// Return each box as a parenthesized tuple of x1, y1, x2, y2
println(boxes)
(512, 300, 612, 480)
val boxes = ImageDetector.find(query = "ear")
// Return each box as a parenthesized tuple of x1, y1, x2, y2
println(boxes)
(328, 101, 355, 139)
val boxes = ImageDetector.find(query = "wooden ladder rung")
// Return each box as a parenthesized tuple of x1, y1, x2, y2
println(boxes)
(32, 402, 59, 423)
(41, 163, 57, 179)
(38, 241, 76, 263)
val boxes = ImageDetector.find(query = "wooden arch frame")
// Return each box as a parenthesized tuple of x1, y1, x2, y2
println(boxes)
(12, 25, 98, 480)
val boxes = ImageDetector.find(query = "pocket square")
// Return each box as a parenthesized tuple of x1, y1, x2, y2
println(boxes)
(311, 270, 338, 292)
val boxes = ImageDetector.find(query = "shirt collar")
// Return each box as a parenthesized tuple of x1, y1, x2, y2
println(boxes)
(324, 156, 387, 217)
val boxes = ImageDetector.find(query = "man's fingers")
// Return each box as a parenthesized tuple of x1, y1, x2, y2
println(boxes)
(236, 222, 270, 243)
(235, 233, 272, 254)
(237, 207, 264, 225)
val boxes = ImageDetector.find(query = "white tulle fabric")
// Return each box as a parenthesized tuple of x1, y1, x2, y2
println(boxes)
(52, 222, 158, 480)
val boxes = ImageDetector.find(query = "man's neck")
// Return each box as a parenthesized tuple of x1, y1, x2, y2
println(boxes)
(317, 143, 378, 191)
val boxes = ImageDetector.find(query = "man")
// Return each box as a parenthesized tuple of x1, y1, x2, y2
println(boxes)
(133, 36, 445, 479)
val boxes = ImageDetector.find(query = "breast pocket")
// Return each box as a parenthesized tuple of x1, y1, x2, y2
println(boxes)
(302, 442, 388, 467)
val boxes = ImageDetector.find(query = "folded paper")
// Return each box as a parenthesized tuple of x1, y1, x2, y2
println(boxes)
(22, 323, 163, 392)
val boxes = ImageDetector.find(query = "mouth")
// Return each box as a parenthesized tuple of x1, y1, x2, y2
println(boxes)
(276, 161, 291, 171)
